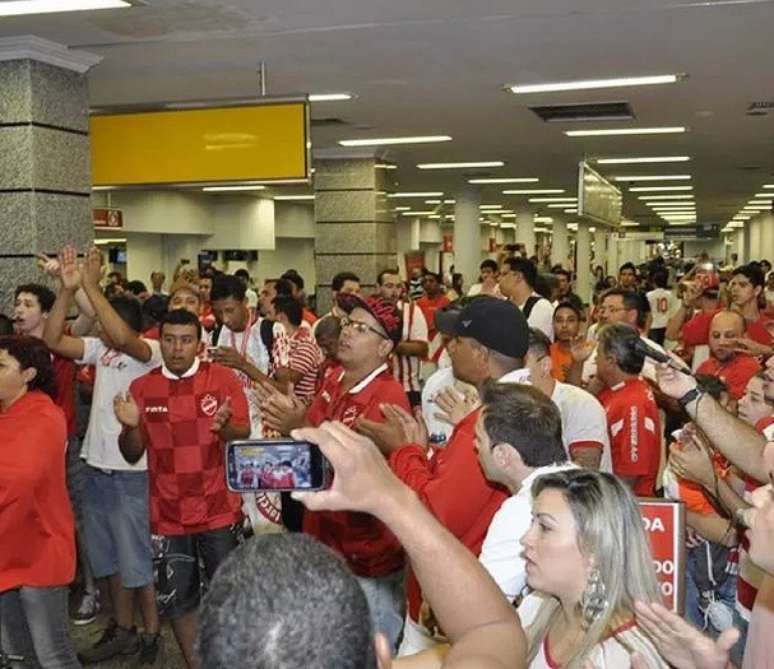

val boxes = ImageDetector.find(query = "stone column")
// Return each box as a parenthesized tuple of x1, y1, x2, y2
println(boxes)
(0, 37, 100, 312)
(593, 227, 607, 275)
(313, 152, 398, 314)
(608, 232, 620, 277)
(396, 217, 421, 278)
(749, 216, 763, 261)
(738, 226, 748, 265)
(453, 186, 481, 290)
(515, 208, 535, 258)
(576, 222, 592, 306)
(551, 216, 569, 269)
(761, 214, 774, 262)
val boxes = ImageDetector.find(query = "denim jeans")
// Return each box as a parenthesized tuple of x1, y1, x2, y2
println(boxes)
(356, 569, 405, 653)
(0, 585, 82, 668)
(684, 542, 738, 638)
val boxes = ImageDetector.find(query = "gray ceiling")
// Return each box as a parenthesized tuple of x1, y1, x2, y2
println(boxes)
(3, 0, 774, 228)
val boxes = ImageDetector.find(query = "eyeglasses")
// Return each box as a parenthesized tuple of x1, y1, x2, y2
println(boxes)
(340, 316, 391, 340)
(598, 305, 628, 315)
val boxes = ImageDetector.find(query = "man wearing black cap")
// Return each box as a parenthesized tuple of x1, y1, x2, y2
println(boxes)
(357, 296, 530, 655)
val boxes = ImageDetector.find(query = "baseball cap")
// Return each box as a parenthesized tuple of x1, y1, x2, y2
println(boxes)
(337, 293, 403, 345)
(435, 297, 476, 336)
(450, 296, 529, 358)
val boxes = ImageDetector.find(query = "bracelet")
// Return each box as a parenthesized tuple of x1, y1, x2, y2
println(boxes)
(678, 387, 703, 409)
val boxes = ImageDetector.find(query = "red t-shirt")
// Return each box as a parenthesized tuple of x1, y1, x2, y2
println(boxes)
(416, 294, 451, 342)
(0, 391, 75, 590)
(302, 308, 318, 326)
(304, 363, 410, 577)
(199, 303, 216, 332)
(598, 378, 661, 497)
(130, 361, 250, 536)
(696, 353, 762, 399)
(389, 408, 509, 621)
(682, 310, 773, 347)
(52, 353, 77, 436)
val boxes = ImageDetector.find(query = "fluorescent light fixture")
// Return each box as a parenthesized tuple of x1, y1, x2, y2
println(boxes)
(375, 163, 398, 170)
(621, 220, 640, 227)
(650, 203, 696, 208)
(400, 211, 437, 216)
(733, 215, 751, 220)
(565, 127, 686, 137)
(529, 197, 578, 203)
(468, 177, 539, 184)
(91, 186, 115, 191)
(502, 188, 565, 195)
(202, 185, 266, 192)
(564, 208, 579, 214)
(387, 192, 444, 198)
(501, 213, 517, 218)
(729, 221, 746, 228)
(339, 135, 451, 147)
(639, 195, 694, 201)
(508, 74, 681, 94)
(94, 238, 127, 244)
(629, 186, 693, 192)
(547, 203, 576, 208)
(308, 93, 353, 102)
(754, 194, 774, 198)
(749, 200, 773, 206)
(534, 217, 554, 223)
(762, 185, 774, 189)
(394, 206, 411, 212)
(425, 200, 442, 204)
(273, 195, 315, 201)
(480, 204, 505, 210)
(614, 175, 691, 181)
(596, 156, 690, 164)
(0, 0, 130, 16)
(444, 199, 456, 204)
(417, 161, 505, 170)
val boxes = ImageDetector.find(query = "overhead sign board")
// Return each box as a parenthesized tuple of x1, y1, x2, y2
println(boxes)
(91, 100, 310, 187)
(93, 208, 123, 229)
(578, 161, 623, 228)
(663, 224, 720, 240)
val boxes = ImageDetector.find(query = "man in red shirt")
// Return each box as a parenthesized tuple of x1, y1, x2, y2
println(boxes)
(259, 293, 410, 650)
(357, 296, 529, 655)
(416, 271, 451, 367)
(696, 310, 761, 399)
(595, 323, 661, 497)
(114, 308, 250, 667)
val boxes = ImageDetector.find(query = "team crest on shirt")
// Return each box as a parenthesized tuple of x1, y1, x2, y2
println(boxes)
(341, 406, 360, 427)
(200, 393, 219, 416)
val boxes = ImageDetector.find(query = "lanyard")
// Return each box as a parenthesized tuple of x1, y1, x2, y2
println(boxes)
(229, 317, 254, 360)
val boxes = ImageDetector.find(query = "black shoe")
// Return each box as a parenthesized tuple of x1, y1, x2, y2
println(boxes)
(78, 620, 139, 665)
(133, 632, 163, 667)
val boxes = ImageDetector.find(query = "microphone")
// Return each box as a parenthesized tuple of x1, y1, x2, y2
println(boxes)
(632, 338, 693, 375)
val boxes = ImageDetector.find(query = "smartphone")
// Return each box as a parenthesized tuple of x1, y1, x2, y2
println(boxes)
(225, 439, 331, 492)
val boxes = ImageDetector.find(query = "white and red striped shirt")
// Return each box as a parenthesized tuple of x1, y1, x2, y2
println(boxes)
(392, 301, 428, 394)
(270, 326, 323, 406)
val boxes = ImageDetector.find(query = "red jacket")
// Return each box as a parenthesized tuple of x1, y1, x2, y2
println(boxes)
(389, 409, 509, 621)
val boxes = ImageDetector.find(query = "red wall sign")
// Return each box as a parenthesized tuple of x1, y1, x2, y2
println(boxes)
(93, 208, 123, 229)
(639, 500, 686, 613)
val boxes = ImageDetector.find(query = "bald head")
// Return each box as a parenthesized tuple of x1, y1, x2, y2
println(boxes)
(709, 310, 745, 362)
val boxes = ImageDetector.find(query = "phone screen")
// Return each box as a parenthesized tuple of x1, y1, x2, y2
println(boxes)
(225, 440, 329, 492)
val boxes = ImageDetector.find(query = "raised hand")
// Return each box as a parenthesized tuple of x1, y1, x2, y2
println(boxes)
(355, 413, 407, 455)
(434, 385, 479, 426)
(260, 384, 307, 435)
(57, 245, 82, 291)
(35, 252, 60, 278)
(210, 396, 233, 434)
(570, 336, 596, 364)
(669, 441, 715, 489)
(655, 360, 698, 401)
(82, 246, 104, 287)
(211, 346, 247, 372)
(113, 391, 140, 428)
(382, 403, 429, 448)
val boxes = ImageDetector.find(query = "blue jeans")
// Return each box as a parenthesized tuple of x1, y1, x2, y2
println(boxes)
(684, 543, 737, 638)
(0, 585, 82, 668)
(356, 569, 405, 653)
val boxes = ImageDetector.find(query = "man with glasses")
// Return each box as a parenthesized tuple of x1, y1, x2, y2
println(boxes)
(259, 293, 410, 652)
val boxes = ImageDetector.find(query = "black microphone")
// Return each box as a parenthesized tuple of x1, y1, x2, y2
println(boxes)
(632, 338, 694, 375)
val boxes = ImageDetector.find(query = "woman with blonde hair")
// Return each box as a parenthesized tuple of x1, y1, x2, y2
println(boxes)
(518, 468, 667, 668)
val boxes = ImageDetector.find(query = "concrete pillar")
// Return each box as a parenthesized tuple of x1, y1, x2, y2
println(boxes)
(737, 226, 748, 265)
(0, 37, 100, 312)
(453, 186, 481, 290)
(515, 208, 535, 258)
(593, 227, 607, 275)
(396, 217, 421, 278)
(761, 214, 774, 262)
(576, 222, 592, 306)
(313, 150, 398, 314)
(608, 232, 620, 278)
(749, 216, 763, 262)
(551, 216, 569, 269)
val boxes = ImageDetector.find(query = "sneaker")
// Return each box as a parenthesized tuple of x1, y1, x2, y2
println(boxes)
(78, 620, 139, 665)
(71, 590, 101, 626)
(134, 633, 163, 667)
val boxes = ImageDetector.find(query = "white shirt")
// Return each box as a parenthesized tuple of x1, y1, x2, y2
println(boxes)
(421, 366, 476, 448)
(479, 463, 578, 601)
(393, 302, 428, 394)
(647, 288, 677, 330)
(78, 337, 162, 471)
(245, 287, 259, 311)
(582, 334, 667, 384)
(551, 381, 612, 472)
(517, 292, 554, 341)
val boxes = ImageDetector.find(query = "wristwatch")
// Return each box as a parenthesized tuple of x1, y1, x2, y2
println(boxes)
(678, 386, 703, 409)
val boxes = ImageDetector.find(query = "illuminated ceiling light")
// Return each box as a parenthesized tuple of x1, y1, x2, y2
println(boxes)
(375, 163, 398, 170)
(443, 199, 456, 204)
(508, 73, 682, 94)
(629, 186, 693, 192)
(534, 216, 554, 223)
(202, 185, 266, 192)
(387, 192, 444, 198)
(639, 195, 694, 201)
(547, 203, 576, 208)
(425, 200, 442, 204)
(417, 161, 505, 170)
(308, 93, 353, 102)
(468, 177, 539, 184)
(614, 175, 691, 181)
(754, 193, 774, 198)
(394, 206, 411, 212)
(749, 200, 773, 206)
(501, 213, 517, 218)
(529, 197, 578, 203)
(621, 219, 639, 227)
(272, 194, 314, 201)
(339, 135, 452, 147)
(0, 0, 130, 16)
(564, 208, 579, 213)
(762, 184, 774, 189)
(595, 156, 690, 164)
(565, 127, 686, 137)
(400, 210, 437, 216)
(503, 189, 565, 195)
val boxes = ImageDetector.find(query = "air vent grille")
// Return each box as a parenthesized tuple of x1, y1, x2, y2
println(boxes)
(530, 101, 634, 123)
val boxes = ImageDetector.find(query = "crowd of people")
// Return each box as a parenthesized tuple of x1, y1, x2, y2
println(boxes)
(2, 242, 774, 669)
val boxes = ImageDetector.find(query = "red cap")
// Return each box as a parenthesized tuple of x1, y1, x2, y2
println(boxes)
(337, 294, 403, 344)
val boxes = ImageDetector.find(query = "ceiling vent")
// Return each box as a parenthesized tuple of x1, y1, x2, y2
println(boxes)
(310, 117, 349, 128)
(747, 101, 774, 116)
(529, 101, 634, 123)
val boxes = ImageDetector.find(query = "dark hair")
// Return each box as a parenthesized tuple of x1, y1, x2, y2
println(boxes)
(481, 382, 566, 467)
(211, 274, 246, 302)
(553, 268, 572, 281)
(554, 301, 582, 321)
(272, 296, 303, 327)
(234, 269, 250, 281)
(480, 259, 498, 273)
(314, 315, 341, 342)
(274, 278, 295, 297)
(14, 283, 56, 313)
(600, 288, 643, 317)
(377, 268, 400, 286)
(534, 273, 556, 300)
(652, 268, 669, 289)
(332, 272, 361, 292)
(159, 308, 202, 340)
(0, 314, 14, 336)
(527, 327, 551, 357)
(503, 256, 538, 288)
(732, 263, 765, 288)
(124, 280, 147, 296)
(109, 295, 143, 333)
(197, 534, 373, 669)
(619, 262, 637, 275)
(597, 323, 644, 375)
(142, 294, 168, 327)
(422, 271, 442, 283)
(0, 335, 57, 398)
(281, 270, 304, 292)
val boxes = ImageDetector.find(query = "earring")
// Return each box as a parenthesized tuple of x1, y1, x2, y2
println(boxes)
(580, 567, 608, 629)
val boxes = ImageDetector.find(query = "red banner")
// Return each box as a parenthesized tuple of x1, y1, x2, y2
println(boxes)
(639, 500, 685, 613)
(93, 208, 123, 229)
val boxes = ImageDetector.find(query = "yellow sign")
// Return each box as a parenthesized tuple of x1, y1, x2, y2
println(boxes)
(91, 101, 309, 186)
